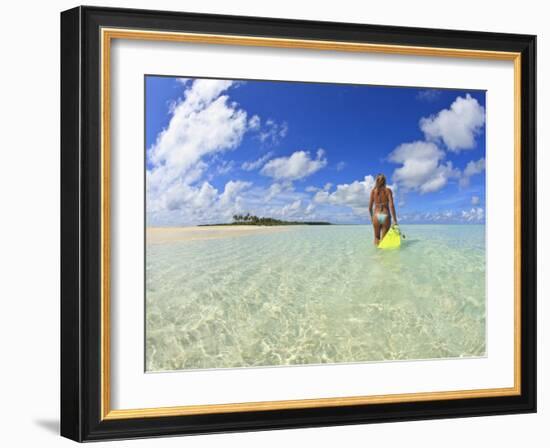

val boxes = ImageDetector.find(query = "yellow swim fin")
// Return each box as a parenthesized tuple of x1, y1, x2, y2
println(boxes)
(378, 225, 401, 249)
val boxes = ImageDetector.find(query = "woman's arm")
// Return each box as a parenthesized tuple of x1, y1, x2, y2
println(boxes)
(369, 189, 374, 220)
(388, 188, 398, 224)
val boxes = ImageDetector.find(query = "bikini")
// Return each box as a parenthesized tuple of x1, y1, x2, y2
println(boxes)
(376, 210, 388, 225)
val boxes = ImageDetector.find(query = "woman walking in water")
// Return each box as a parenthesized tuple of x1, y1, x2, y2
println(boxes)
(369, 174, 398, 245)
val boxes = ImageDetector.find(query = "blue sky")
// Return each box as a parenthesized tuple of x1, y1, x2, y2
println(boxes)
(146, 76, 486, 226)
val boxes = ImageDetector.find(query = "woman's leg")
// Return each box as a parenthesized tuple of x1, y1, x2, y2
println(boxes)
(372, 215, 381, 245)
(380, 216, 391, 241)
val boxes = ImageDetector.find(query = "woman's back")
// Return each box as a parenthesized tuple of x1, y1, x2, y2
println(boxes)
(373, 187, 389, 208)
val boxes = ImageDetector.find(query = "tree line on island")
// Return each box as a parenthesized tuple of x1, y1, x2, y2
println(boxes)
(198, 213, 331, 226)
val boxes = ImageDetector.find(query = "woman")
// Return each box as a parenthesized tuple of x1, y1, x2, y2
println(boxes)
(369, 174, 398, 245)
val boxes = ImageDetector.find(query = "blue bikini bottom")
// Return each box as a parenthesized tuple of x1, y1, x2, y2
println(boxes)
(376, 213, 388, 225)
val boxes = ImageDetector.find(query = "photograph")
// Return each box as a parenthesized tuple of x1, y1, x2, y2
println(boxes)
(57, 4, 537, 442)
(145, 76, 487, 372)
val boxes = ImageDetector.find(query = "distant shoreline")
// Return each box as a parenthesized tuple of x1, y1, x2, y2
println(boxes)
(198, 222, 331, 227)
(199, 215, 331, 227)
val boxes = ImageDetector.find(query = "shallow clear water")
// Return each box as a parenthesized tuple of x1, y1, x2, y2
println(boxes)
(146, 225, 486, 371)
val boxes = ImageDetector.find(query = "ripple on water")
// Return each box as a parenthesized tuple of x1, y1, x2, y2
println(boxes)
(146, 225, 486, 371)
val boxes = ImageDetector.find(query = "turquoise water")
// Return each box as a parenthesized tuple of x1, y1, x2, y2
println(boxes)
(146, 225, 486, 372)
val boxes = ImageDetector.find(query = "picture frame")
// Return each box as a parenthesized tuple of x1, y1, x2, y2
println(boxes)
(60, 5, 536, 442)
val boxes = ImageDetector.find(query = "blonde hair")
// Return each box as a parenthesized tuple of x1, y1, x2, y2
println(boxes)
(375, 174, 386, 189)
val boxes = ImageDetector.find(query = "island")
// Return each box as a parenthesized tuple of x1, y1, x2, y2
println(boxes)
(199, 213, 332, 226)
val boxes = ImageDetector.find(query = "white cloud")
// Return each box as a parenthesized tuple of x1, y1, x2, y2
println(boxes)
(305, 185, 319, 193)
(389, 141, 460, 194)
(416, 89, 442, 102)
(215, 159, 235, 175)
(219, 180, 252, 206)
(150, 179, 253, 226)
(459, 157, 486, 187)
(464, 158, 486, 177)
(146, 79, 254, 225)
(461, 207, 484, 222)
(160, 181, 218, 215)
(271, 199, 318, 220)
(241, 151, 274, 171)
(222, 183, 320, 222)
(176, 77, 191, 88)
(398, 207, 484, 224)
(336, 161, 346, 171)
(148, 79, 247, 194)
(420, 94, 485, 152)
(464, 157, 485, 177)
(264, 181, 294, 201)
(313, 175, 396, 217)
(248, 114, 261, 130)
(280, 199, 302, 217)
(471, 195, 480, 205)
(261, 149, 327, 181)
(258, 119, 288, 145)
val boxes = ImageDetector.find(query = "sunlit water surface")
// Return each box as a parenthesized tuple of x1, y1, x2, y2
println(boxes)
(146, 225, 486, 371)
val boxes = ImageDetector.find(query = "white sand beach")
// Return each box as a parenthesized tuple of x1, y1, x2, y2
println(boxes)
(146, 225, 294, 243)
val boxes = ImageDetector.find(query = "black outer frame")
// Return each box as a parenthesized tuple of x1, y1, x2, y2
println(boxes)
(60, 5, 536, 442)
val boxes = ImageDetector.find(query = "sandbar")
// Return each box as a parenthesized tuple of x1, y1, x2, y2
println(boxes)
(147, 225, 295, 244)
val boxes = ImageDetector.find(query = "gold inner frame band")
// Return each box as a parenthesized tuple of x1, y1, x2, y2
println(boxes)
(100, 27, 522, 421)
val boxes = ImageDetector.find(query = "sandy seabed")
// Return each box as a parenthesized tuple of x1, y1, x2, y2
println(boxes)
(145, 225, 486, 371)
(146, 225, 293, 244)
